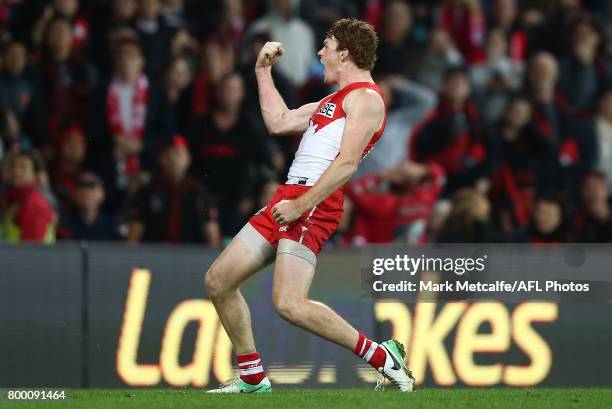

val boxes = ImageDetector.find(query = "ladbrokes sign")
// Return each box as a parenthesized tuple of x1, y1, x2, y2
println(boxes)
(1, 244, 610, 388)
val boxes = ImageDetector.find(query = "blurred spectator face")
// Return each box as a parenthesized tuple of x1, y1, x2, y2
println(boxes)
(271, 0, 292, 19)
(115, 43, 144, 81)
(10, 154, 36, 187)
(160, 143, 190, 181)
(384, 0, 412, 39)
(428, 28, 453, 54)
(572, 20, 601, 54)
(487, 29, 507, 59)
(46, 19, 73, 60)
(528, 52, 558, 90)
(75, 175, 105, 213)
(139, 0, 161, 21)
(215, 73, 244, 112)
(582, 173, 609, 205)
(114, 0, 138, 20)
(442, 71, 470, 103)
(534, 199, 561, 234)
(60, 128, 86, 164)
(166, 58, 191, 91)
(493, 0, 517, 27)
(505, 98, 532, 129)
(53, 0, 78, 17)
(3, 42, 27, 77)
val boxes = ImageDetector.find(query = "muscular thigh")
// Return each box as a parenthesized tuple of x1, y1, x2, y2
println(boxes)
(272, 250, 315, 305)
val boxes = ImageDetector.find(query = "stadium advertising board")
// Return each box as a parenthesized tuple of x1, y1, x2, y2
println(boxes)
(1, 244, 611, 388)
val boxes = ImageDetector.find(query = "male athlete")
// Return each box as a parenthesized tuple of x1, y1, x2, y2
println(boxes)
(206, 18, 414, 393)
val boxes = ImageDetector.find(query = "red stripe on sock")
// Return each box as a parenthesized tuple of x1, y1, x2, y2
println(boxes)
(353, 333, 366, 355)
(236, 351, 266, 385)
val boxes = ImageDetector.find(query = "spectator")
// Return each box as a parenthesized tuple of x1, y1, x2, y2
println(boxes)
(438, 0, 486, 65)
(135, 0, 177, 77)
(489, 96, 555, 232)
(32, 0, 89, 51)
(470, 28, 523, 124)
(191, 38, 236, 117)
(571, 171, 612, 242)
(437, 187, 498, 243)
(594, 88, 612, 191)
(374, 0, 417, 77)
(413, 28, 464, 90)
(58, 171, 118, 240)
(89, 0, 138, 74)
(0, 150, 55, 243)
(521, 196, 568, 244)
(490, 0, 527, 63)
(558, 15, 611, 117)
(0, 41, 45, 147)
(344, 161, 445, 245)
(410, 67, 491, 197)
(250, 0, 316, 86)
(90, 37, 173, 211)
(50, 125, 87, 208)
(34, 16, 97, 145)
(189, 71, 277, 236)
(526, 51, 597, 201)
(355, 75, 436, 178)
(164, 55, 193, 135)
(127, 134, 221, 245)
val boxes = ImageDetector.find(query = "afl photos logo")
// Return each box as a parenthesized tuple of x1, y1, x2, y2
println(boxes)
(318, 102, 336, 118)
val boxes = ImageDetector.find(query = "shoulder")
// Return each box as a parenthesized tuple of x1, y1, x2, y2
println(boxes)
(343, 86, 385, 117)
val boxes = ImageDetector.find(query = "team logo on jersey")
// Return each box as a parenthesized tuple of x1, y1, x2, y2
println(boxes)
(317, 102, 336, 118)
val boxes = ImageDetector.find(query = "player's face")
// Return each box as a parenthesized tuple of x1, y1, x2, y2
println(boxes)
(318, 36, 342, 85)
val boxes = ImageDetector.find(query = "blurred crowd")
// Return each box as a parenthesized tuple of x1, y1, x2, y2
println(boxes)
(0, 0, 611, 246)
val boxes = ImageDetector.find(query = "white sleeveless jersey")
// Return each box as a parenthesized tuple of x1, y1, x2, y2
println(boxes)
(286, 82, 386, 186)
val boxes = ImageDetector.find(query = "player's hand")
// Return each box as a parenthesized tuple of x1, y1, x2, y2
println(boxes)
(271, 199, 303, 225)
(255, 42, 284, 69)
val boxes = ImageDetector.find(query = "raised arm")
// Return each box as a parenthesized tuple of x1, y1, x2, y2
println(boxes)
(271, 88, 385, 224)
(255, 41, 318, 136)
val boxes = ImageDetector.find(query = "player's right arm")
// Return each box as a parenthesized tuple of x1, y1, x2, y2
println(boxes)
(255, 41, 318, 136)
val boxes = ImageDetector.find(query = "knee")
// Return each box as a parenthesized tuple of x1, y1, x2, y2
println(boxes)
(205, 264, 228, 298)
(273, 295, 303, 323)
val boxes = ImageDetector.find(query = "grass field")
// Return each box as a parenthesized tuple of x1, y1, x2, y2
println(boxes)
(3, 388, 612, 409)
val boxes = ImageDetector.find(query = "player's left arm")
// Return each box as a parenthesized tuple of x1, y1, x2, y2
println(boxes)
(271, 89, 385, 224)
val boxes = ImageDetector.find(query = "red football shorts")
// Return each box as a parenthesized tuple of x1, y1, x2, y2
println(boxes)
(248, 184, 344, 256)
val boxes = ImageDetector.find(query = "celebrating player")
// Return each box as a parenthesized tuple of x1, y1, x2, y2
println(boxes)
(205, 18, 415, 393)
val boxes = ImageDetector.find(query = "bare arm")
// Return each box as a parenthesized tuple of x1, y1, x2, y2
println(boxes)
(255, 41, 318, 135)
(271, 88, 385, 223)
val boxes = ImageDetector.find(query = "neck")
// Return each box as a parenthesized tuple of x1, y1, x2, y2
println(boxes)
(118, 73, 140, 85)
(165, 173, 185, 185)
(166, 85, 180, 103)
(81, 207, 99, 225)
(336, 68, 373, 89)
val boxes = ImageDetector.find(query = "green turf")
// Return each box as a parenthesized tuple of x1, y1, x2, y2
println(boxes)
(2, 388, 612, 409)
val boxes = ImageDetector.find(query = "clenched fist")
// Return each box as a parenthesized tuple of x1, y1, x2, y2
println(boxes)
(255, 41, 285, 69)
